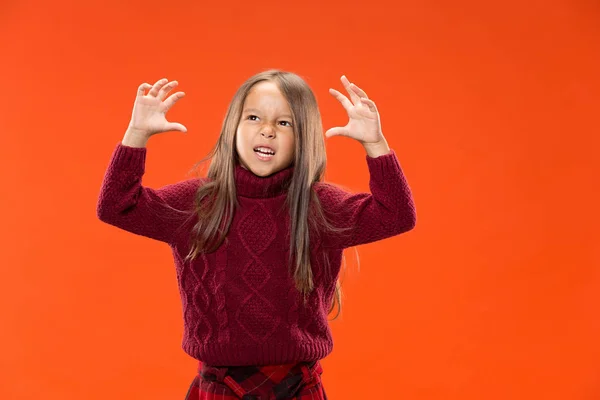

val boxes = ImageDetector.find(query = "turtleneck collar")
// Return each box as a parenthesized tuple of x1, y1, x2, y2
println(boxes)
(234, 163, 294, 198)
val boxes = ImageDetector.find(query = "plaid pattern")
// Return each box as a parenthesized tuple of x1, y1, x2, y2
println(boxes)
(184, 360, 328, 400)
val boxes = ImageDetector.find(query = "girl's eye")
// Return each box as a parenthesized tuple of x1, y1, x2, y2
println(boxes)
(246, 115, 291, 127)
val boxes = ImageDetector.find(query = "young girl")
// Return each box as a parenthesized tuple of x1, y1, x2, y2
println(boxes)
(97, 70, 416, 399)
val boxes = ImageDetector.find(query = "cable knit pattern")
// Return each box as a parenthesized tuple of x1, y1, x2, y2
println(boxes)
(214, 246, 230, 344)
(193, 253, 212, 345)
(235, 202, 282, 343)
(96, 142, 416, 366)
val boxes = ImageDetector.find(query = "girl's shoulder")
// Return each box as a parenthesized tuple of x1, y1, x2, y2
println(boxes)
(154, 176, 211, 211)
(160, 176, 206, 194)
(313, 181, 353, 199)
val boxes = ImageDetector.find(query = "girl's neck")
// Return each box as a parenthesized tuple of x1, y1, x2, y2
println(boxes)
(234, 163, 294, 198)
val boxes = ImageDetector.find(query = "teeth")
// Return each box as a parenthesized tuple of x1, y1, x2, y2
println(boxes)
(255, 147, 275, 155)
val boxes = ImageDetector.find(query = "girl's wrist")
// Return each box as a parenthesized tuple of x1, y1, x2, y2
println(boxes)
(363, 138, 390, 158)
(122, 128, 150, 148)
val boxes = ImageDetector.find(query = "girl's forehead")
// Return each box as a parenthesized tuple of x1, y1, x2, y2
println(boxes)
(244, 82, 291, 112)
(248, 81, 283, 97)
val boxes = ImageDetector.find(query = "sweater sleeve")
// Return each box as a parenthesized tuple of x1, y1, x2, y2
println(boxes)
(315, 149, 416, 249)
(96, 142, 200, 245)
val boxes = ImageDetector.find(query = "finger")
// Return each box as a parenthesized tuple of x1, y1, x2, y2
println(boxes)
(158, 80, 178, 101)
(360, 97, 378, 113)
(163, 91, 185, 112)
(351, 83, 369, 99)
(166, 122, 188, 133)
(325, 126, 349, 138)
(148, 78, 168, 97)
(137, 83, 152, 97)
(329, 88, 353, 111)
(340, 75, 361, 105)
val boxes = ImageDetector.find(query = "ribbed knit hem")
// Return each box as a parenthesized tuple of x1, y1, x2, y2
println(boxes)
(111, 142, 147, 176)
(182, 339, 332, 366)
(365, 148, 401, 181)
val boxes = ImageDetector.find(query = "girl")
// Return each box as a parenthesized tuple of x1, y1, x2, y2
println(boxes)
(97, 70, 416, 399)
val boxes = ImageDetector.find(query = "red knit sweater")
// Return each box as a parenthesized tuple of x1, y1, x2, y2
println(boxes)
(96, 143, 416, 366)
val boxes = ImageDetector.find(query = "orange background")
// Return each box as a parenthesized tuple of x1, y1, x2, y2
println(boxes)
(1, 1, 599, 399)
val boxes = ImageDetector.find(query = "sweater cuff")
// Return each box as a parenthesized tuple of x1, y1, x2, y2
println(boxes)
(110, 142, 147, 176)
(365, 148, 401, 180)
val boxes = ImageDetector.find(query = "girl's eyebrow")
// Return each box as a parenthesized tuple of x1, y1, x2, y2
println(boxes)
(243, 108, 292, 119)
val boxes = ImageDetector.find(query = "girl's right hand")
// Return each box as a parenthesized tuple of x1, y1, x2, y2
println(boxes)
(127, 78, 187, 137)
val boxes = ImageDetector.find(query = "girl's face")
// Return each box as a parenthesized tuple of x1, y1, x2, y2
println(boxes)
(235, 81, 295, 177)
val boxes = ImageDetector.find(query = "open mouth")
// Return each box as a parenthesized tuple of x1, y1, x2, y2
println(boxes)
(254, 147, 276, 155)
(254, 147, 276, 160)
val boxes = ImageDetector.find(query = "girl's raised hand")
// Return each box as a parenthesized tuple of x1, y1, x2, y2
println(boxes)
(127, 78, 187, 137)
(326, 76, 384, 144)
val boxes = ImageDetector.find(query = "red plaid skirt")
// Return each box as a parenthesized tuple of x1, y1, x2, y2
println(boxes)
(184, 360, 328, 400)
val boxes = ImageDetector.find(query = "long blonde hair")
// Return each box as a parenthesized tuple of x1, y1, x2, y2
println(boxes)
(184, 69, 355, 320)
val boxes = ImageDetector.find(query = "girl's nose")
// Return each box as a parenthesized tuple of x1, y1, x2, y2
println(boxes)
(261, 127, 275, 138)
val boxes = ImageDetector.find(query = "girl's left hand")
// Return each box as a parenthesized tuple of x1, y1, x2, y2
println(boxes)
(326, 75, 384, 144)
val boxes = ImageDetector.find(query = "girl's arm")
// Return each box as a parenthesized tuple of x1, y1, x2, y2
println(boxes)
(96, 142, 199, 245)
(316, 148, 416, 249)
(97, 79, 195, 244)
(319, 75, 417, 248)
